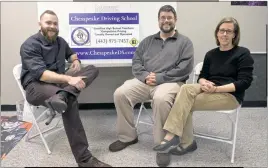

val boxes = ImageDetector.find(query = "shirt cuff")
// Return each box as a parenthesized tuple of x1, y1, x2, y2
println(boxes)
(137, 71, 150, 83)
(155, 73, 165, 85)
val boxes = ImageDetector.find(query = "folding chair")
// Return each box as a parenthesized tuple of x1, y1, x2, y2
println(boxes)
(13, 64, 64, 154)
(192, 62, 241, 163)
(135, 100, 153, 128)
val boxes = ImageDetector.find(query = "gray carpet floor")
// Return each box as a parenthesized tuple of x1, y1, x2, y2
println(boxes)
(1, 108, 267, 167)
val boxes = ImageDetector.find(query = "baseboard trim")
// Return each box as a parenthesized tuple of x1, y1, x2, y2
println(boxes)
(1, 105, 17, 111)
(1, 102, 152, 111)
(242, 101, 267, 107)
(79, 102, 152, 110)
(1, 101, 266, 111)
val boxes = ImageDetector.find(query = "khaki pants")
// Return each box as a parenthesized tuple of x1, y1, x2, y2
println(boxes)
(163, 84, 239, 148)
(114, 78, 184, 145)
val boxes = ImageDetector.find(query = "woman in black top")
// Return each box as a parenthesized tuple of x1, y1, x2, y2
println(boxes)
(153, 17, 254, 159)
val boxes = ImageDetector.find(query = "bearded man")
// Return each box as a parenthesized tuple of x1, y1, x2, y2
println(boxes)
(108, 5, 194, 166)
(20, 10, 111, 167)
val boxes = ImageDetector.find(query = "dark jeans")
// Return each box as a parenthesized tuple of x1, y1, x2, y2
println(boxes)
(25, 65, 99, 163)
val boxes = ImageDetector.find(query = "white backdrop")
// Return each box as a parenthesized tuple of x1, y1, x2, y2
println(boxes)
(37, 2, 176, 43)
(37, 2, 176, 66)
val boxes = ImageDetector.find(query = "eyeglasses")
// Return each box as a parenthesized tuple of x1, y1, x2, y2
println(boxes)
(218, 29, 234, 35)
(159, 16, 174, 22)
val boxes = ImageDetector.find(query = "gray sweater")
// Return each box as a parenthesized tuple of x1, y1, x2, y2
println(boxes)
(132, 30, 194, 85)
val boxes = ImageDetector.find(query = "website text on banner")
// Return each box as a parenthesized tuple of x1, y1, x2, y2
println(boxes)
(69, 13, 140, 60)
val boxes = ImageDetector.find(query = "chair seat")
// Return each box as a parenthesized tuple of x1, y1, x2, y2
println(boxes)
(142, 100, 152, 103)
(215, 109, 237, 113)
(197, 109, 237, 114)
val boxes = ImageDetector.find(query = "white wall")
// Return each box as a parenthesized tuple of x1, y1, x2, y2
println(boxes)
(0, 2, 1, 96)
(177, 2, 267, 64)
(1, 2, 267, 104)
(1, 2, 39, 104)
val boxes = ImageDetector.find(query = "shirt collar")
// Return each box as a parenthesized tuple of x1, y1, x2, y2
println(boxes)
(37, 31, 57, 46)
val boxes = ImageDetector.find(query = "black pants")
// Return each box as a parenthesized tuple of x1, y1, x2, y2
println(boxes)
(25, 65, 99, 163)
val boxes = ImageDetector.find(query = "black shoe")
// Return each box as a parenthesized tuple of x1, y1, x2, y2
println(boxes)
(156, 152, 171, 167)
(109, 138, 138, 152)
(78, 156, 112, 167)
(153, 136, 180, 153)
(45, 94, 67, 114)
(169, 140, 197, 155)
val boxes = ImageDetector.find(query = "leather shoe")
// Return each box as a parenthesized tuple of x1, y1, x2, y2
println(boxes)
(109, 138, 138, 152)
(153, 135, 180, 153)
(169, 140, 197, 155)
(78, 156, 112, 167)
(45, 94, 67, 114)
(156, 152, 171, 167)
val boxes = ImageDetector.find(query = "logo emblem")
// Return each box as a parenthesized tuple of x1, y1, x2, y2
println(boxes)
(129, 38, 139, 47)
(71, 27, 90, 46)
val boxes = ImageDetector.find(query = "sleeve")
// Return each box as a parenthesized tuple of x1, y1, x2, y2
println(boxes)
(155, 39, 194, 85)
(233, 49, 254, 92)
(132, 39, 150, 83)
(197, 52, 210, 82)
(20, 41, 47, 80)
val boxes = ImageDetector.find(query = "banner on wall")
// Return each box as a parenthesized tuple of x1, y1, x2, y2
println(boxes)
(37, 2, 177, 63)
(69, 13, 139, 60)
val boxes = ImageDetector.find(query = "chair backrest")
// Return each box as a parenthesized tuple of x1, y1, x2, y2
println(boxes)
(13, 64, 27, 100)
(192, 62, 203, 84)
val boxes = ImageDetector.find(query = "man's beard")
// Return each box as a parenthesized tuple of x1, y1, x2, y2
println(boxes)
(160, 24, 175, 33)
(41, 27, 59, 42)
